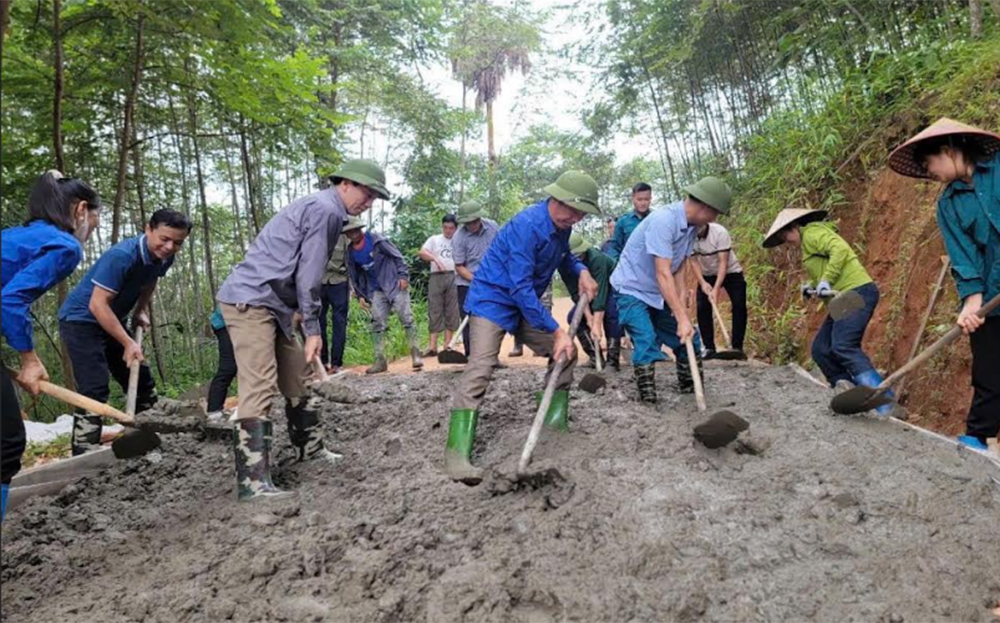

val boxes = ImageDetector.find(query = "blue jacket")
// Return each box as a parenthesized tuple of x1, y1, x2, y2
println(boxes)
(465, 199, 585, 333)
(347, 232, 410, 303)
(2, 220, 83, 352)
(937, 153, 1000, 316)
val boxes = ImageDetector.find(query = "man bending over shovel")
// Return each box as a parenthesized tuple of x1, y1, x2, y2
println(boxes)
(611, 177, 732, 404)
(217, 159, 389, 501)
(444, 171, 600, 485)
(564, 232, 623, 370)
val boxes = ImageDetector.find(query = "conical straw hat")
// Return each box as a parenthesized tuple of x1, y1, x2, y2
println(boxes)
(762, 208, 828, 248)
(888, 118, 1000, 179)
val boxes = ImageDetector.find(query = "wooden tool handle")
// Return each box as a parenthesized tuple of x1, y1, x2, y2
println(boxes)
(38, 381, 134, 424)
(125, 326, 143, 417)
(684, 338, 707, 412)
(517, 293, 590, 475)
(312, 355, 329, 381)
(709, 298, 732, 350)
(882, 292, 1000, 388)
(445, 315, 470, 350)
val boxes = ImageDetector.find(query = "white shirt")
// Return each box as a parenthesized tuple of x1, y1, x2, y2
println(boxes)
(693, 223, 742, 276)
(421, 233, 455, 272)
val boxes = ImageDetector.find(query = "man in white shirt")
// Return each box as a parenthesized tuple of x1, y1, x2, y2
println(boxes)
(418, 214, 461, 355)
(691, 222, 748, 357)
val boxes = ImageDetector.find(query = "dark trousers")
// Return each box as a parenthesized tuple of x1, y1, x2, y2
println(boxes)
(569, 290, 624, 344)
(59, 320, 157, 409)
(207, 327, 237, 412)
(696, 272, 748, 351)
(968, 315, 1000, 440)
(810, 282, 879, 386)
(2, 367, 25, 485)
(458, 285, 472, 357)
(319, 282, 350, 367)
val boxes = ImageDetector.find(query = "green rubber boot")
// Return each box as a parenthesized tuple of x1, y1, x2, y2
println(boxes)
(444, 409, 483, 485)
(535, 390, 570, 432)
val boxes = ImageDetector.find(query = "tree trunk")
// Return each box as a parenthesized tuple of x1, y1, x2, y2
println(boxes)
(110, 8, 145, 245)
(969, 0, 983, 36)
(459, 83, 467, 201)
(639, 55, 679, 196)
(184, 77, 217, 296)
(486, 99, 496, 166)
(990, 0, 1000, 21)
(1, 0, 12, 52)
(223, 141, 247, 254)
(238, 123, 261, 235)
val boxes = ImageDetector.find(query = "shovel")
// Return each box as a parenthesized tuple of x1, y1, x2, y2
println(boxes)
(578, 330, 607, 394)
(112, 327, 163, 459)
(517, 294, 589, 476)
(831, 292, 1000, 415)
(807, 288, 866, 321)
(707, 297, 746, 361)
(438, 315, 471, 364)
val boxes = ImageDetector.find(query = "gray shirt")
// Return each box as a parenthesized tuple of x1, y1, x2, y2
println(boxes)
(452, 218, 500, 286)
(217, 188, 347, 338)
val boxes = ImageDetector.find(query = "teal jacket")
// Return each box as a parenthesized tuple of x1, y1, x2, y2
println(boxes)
(937, 153, 1000, 317)
(606, 210, 649, 261)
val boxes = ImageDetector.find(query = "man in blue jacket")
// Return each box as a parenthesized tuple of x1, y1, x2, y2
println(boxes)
(444, 171, 601, 485)
(344, 218, 423, 374)
(606, 182, 652, 260)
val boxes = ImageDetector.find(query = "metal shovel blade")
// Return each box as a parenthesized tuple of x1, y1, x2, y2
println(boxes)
(713, 349, 747, 361)
(827, 290, 866, 321)
(437, 349, 468, 365)
(830, 386, 895, 415)
(578, 373, 607, 394)
(693, 410, 749, 449)
(112, 428, 162, 459)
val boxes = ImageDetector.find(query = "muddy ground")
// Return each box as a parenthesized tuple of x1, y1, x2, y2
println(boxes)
(2, 361, 999, 623)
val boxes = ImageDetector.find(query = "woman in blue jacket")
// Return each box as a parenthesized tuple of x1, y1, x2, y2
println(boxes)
(2, 171, 101, 520)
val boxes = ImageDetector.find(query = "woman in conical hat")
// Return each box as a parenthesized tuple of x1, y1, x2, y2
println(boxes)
(889, 118, 1000, 451)
(763, 208, 894, 415)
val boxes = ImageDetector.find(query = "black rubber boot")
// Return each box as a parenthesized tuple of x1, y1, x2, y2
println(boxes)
(71, 413, 103, 456)
(607, 338, 621, 371)
(285, 396, 341, 463)
(634, 364, 657, 404)
(233, 418, 294, 501)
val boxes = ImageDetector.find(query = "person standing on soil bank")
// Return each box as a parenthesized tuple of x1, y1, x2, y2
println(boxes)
(565, 232, 623, 370)
(452, 200, 500, 357)
(691, 222, 748, 358)
(217, 159, 388, 501)
(2, 171, 101, 521)
(206, 306, 236, 422)
(345, 217, 424, 374)
(58, 208, 190, 456)
(319, 221, 351, 375)
(763, 208, 894, 415)
(445, 171, 601, 485)
(606, 182, 653, 261)
(417, 213, 461, 357)
(889, 118, 1000, 451)
(611, 177, 730, 404)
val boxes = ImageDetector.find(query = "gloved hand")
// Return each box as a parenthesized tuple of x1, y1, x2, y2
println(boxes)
(800, 283, 815, 299)
(816, 280, 833, 298)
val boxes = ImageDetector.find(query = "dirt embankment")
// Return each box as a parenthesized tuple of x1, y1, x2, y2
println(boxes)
(3, 362, 998, 622)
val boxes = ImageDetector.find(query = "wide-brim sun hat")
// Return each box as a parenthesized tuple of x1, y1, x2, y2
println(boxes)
(331, 159, 391, 200)
(762, 208, 828, 248)
(684, 176, 733, 215)
(342, 216, 366, 232)
(888, 117, 1000, 179)
(456, 200, 487, 224)
(543, 171, 601, 215)
(569, 232, 591, 255)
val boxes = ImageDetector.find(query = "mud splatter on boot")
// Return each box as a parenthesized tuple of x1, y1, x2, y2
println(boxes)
(407, 327, 424, 370)
(71, 413, 103, 456)
(233, 418, 294, 501)
(366, 331, 388, 374)
(285, 396, 342, 464)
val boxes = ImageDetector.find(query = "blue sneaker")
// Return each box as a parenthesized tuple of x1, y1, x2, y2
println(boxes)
(853, 369, 895, 416)
(957, 435, 989, 451)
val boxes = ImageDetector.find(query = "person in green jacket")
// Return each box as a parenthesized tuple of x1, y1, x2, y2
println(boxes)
(889, 118, 1000, 451)
(764, 208, 894, 415)
(563, 232, 623, 369)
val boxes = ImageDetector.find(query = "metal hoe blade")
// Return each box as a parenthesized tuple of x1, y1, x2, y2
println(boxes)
(830, 385, 895, 415)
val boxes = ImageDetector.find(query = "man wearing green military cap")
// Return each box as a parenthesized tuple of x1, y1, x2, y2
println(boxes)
(217, 158, 389, 501)
(564, 232, 624, 369)
(444, 171, 601, 485)
(452, 199, 500, 357)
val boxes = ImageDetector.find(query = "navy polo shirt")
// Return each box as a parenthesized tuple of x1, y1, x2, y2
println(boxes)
(59, 235, 174, 324)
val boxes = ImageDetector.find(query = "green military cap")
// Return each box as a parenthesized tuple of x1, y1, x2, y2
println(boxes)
(543, 171, 601, 215)
(331, 159, 390, 200)
(456, 200, 487, 224)
(342, 216, 366, 232)
(569, 232, 591, 255)
(684, 176, 733, 215)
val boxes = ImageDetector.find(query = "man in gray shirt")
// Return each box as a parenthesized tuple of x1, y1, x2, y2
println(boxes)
(451, 200, 499, 356)
(217, 159, 389, 502)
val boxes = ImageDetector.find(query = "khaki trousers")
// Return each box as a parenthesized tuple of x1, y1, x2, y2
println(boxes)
(452, 315, 576, 410)
(221, 304, 310, 421)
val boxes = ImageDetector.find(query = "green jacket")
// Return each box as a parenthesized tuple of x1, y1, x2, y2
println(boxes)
(562, 247, 616, 311)
(323, 235, 350, 285)
(800, 222, 872, 293)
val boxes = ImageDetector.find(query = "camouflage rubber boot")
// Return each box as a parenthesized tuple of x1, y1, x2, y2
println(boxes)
(366, 331, 388, 374)
(233, 418, 294, 501)
(444, 409, 483, 485)
(534, 390, 570, 432)
(675, 355, 704, 394)
(634, 364, 657, 404)
(71, 413, 104, 456)
(285, 396, 342, 464)
(407, 327, 424, 370)
(607, 338, 621, 371)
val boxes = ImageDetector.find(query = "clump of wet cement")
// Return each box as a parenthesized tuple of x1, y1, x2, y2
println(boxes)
(3, 363, 999, 622)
